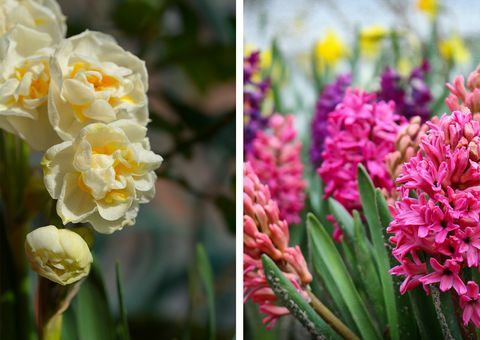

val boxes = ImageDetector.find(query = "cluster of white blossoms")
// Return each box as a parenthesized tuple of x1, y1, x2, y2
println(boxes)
(1, 0, 163, 285)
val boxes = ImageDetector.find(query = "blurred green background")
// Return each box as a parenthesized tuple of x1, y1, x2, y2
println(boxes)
(57, 0, 236, 338)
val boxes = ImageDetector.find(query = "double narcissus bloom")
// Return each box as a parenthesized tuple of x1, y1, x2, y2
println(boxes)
(42, 120, 163, 234)
(247, 114, 305, 225)
(0, 0, 163, 287)
(310, 74, 351, 168)
(49, 30, 149, 141)
(244, 51, 271, 154)
(388, 111, 480, 327)
(319, 89, 402, 211)
(378, 61, 432, 122)
(446, 64, 480, 115)
(0, 24, 61, 150)
(25, 225, 92, 285)
(0, 0, 66, 41)
(244, 162, 312, 329)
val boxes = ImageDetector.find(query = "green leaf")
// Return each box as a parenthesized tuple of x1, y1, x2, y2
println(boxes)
(307, 213, 380, 340)
(357, 165, 399, 340)
(196, 244, 216, 340)
(328, 198, 354, 240)
(307, 234, 358, 332)
(115, 263, 130, 340)
(408, 287, 444, 339)
(74, 266, 115, 340)
(375, 189, 392, 228)
(430, 287, 463, 339)
(352, 210, 385, 325)
(261, 255, 341, 339)
(375, 189, 418, 338)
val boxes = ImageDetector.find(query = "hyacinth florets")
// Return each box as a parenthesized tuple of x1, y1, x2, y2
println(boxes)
(318, 89, 403, 211)
(247, 114, 305, 224)
(378, 61, 432, 122)
(244, 51, 271, 154)
(446, 65, 480, 115)
(310, 73, 351, 168)
(388, 110, 480, 327)
(243, 162, 312, 329)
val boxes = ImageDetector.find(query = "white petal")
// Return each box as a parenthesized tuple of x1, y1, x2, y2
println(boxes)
(42, 141, 75, 198)
(86, 202, 138, 234)
(57, 173, 97, 224)
(83, 99, 116, 122)
(111, 120, 147, 142)
(61, 78, 94, 105)
(96, 178, 134, 221)
(7, 107, 61, 151)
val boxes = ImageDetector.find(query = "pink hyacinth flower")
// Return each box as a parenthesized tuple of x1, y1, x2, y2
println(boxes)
(318, 89, 403, 212)
(247, 114, 306, 225)
(419, 258, 466, 295)
(243, 162, 312, 329)
(446, 65, 480, 115)
(460, 281, 480, 327)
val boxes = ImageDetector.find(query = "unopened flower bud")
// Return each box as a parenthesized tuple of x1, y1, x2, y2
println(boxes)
(25, 225, 92, 285)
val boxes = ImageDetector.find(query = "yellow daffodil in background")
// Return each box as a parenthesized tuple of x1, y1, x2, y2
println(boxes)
(439, 34, 470, 65)
(398, 57, 413, 77)
(314, 30, 348, 71)
(360, 25, 388, 58)
(417, 0, 439, 20)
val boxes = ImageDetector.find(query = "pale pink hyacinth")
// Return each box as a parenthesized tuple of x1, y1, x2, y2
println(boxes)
(446, 65, 480, 115)
(388, 110, 480, 327)
(247, 114, 305, 225)
(243, 162, 312, 329)
(318, 89, 403, 212)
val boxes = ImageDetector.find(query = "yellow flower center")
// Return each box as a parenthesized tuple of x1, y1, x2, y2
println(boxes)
(13, 59, 50, 107)
(68, 62, 136, 123)
(77, 141, 142, 204)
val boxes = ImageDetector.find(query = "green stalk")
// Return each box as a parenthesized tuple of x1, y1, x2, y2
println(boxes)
(307, 290, 359, 340)
(0, 132, 34, 340)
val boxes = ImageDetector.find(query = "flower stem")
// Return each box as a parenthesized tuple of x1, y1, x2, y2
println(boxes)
(307, 290, 360, 340)
(42, 314, 63, 340)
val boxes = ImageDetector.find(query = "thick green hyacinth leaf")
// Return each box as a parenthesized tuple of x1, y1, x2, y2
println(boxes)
(431, 287, 464, 339)
(196, 244, 216, 340)
(307, 213, 380, 340)
(328, 198, 355, 240)
(352, 210, 386, 326)
(261, 254, 341, 339)
(374, 189, 420, 338)
(357, 165, 399, 340)
(408, 287, 444, 339)
(307, 235, 359, 333)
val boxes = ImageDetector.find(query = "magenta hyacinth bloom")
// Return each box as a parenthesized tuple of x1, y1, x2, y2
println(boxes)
(460, 281, 480, 327)
(244, 51, 271, 154)
(318, 89, 402, 211)
(243, 162, 311, 329)
(310, 74, 351, 168)
(247, 114, 306, 224)
(378, 61, 432, 122)
(389, 110, 480, 327)
(419, 258, 466, 295)
(446, 64, 480, 114)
